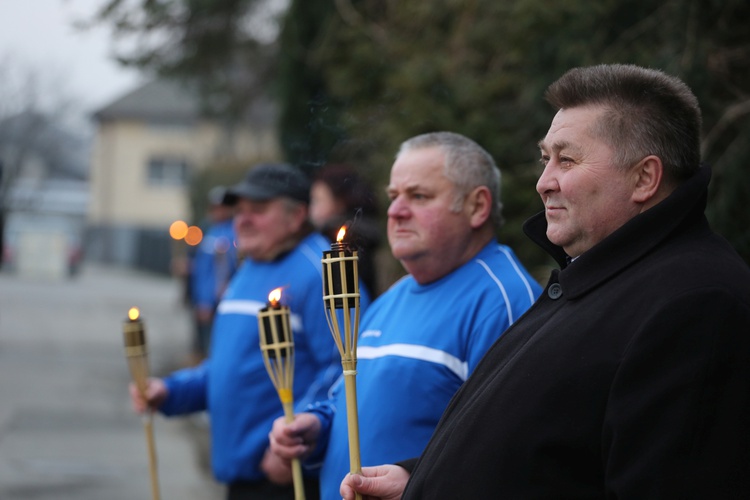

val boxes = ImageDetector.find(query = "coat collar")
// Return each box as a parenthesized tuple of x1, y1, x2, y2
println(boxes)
(523, 166, 711, 299)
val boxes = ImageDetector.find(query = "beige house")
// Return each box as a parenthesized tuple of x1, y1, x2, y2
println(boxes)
(87, 79, 279, 272)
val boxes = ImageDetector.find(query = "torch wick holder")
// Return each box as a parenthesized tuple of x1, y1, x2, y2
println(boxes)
(122, 318, 161, 500)
(322, 247, 362, 490)
(257, 304, 306, 500)
(331, 241, 347, 252)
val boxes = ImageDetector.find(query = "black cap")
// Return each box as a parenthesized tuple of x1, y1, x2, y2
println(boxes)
(224, 163, 311, 205)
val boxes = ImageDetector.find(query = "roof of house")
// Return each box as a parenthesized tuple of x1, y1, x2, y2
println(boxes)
(92, 79, 277, 126)
(92, 80, 201, 123)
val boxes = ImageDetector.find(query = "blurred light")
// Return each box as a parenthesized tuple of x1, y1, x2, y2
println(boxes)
(128, 307, 140, 321)
(185, 226, 203, 246)
(214, 236, 231, 253)
(169, 220, 189, 240)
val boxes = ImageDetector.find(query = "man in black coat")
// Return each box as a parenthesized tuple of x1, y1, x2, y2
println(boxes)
(341, 64, 750, 499)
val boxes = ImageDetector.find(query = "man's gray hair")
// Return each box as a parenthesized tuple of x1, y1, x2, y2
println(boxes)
(397, 131, 503, 229)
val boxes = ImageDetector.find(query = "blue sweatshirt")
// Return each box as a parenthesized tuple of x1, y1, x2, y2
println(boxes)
(307, 242, 542, 499)
(161, 232, 371, 483)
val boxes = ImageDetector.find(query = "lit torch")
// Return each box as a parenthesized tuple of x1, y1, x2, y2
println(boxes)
(321, 226, 362, 499)
(122, 307, 161, 500)
(258, 288, 305, 500)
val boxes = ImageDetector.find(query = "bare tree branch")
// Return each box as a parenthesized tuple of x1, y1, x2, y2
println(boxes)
(701, 99, 750, 159)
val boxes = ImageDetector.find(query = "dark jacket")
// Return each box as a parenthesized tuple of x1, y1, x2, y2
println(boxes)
(402, 166, 750, 499)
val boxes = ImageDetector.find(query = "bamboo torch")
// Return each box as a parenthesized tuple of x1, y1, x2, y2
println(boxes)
(321, 226, 362, 499)
(123, 307, 161, 500)
(258, 288, 306, 500)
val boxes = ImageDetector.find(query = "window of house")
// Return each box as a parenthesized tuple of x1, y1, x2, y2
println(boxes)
(147, 157, 189, 186)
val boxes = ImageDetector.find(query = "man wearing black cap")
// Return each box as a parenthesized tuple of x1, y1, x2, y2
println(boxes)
(130, 163, 370, 499)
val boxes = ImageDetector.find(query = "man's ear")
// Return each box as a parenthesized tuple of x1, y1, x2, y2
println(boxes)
(467, 186, 493, 229)
(631, 155, 663, 205)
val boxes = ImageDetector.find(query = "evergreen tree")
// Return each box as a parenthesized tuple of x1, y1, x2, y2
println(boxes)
(275, 0, 344, 168)
(92, 0, 750, 268)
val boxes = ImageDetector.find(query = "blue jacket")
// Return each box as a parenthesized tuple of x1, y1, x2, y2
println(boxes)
(307, 241, 542, 499)
(161, 232, 371, 483)
(190, 219, 237, 311)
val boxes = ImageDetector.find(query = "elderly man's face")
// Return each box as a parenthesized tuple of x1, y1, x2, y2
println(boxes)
(386, 146, 475, 283)
(537, 106, 642, 258)
(233, 198, 306, 261)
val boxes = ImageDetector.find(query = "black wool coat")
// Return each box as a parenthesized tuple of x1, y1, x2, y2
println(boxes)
(402, 167, 750, 499)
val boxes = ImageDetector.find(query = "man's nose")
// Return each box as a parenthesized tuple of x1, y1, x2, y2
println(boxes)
(536, 164, 558, 196)
(387, 196, 409, 218)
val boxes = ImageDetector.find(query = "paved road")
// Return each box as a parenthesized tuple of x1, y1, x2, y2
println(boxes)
(0, 264, 223, 499)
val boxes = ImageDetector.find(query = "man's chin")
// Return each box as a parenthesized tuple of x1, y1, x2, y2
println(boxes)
(235, 241, 258, 256)
(390, 245, 422, 263)
(545, 230, 574, 252)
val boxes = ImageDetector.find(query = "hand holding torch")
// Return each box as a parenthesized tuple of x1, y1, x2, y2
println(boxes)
(322, 226, 362, 499)
(258, 288, 306, 500)
(123, 307, 161, 500)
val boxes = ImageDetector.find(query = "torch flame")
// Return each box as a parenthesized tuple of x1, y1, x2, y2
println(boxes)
(128, 307, 140, 321)
(268, 287, 283, 306)
(336, 225, 347, 242)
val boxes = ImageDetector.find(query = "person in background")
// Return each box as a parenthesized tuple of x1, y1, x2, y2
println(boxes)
(189, 185, 237, 360)
(267, 132, 542, 500)
(340, 64, 750, 500)
(130, 163, 371, 500)
(309, 163, 382, 297)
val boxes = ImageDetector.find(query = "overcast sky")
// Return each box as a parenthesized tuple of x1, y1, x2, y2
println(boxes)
(0, 0, 144, 115)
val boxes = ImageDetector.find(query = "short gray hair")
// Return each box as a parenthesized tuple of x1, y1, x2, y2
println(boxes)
(397, 131, 503, 228)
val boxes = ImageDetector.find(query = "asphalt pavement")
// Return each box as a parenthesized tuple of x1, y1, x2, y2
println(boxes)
(0, 263, 224, 499)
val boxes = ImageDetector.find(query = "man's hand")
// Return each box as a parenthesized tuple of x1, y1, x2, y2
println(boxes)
(340, 465, 410, 500)
(128, 377, 168, 413)
(268, 412, 322, 461)
(261, 447, 293, 484)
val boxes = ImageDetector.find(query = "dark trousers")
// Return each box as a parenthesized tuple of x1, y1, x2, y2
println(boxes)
(227, 478, 320, 500)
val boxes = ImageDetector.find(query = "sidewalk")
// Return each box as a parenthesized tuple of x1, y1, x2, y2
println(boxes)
(0, 264, 223, 499)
